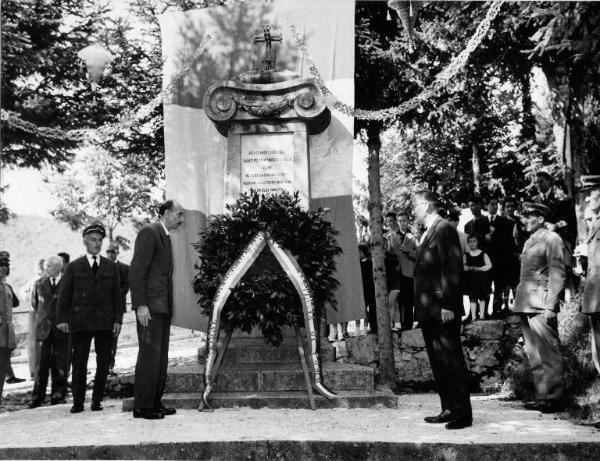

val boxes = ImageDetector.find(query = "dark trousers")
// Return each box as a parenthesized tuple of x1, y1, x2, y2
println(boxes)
(0, 347, 12, 402)
(31, 328, 69, 404)
(399, 275, 414, 330)
(109, 331, 120, 371)
(520, 313, 564, 403)
(421, 318, 472, 418)
(71, 330, 113, 406)
(590, 313, 600, 376)
(134, 314, 171, 410)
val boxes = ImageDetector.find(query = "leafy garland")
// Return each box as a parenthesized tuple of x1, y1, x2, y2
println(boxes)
(193, 191, 342, 346)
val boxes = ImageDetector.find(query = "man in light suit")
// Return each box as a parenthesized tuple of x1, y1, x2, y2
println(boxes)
(579, 176, 600, 376)
(29, 256, 69, 408)
(412, 190, 472, 430)
(57, 222, 123, 414)
(130, 200, 185, 420)
(511, 202, 566, 413)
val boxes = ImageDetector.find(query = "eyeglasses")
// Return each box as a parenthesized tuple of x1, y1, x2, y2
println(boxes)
(106, 250, 117, 254)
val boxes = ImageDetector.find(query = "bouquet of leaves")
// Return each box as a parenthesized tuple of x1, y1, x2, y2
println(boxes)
(193, 191, 342, 346)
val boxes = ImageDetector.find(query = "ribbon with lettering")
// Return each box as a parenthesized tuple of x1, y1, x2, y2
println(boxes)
(198, 231, 335, 410)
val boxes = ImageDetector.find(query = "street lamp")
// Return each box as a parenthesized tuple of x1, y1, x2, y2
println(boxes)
(77, 44, 114, 91)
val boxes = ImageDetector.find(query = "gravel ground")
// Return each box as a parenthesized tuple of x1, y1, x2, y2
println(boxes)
(1, 394, 599, 449)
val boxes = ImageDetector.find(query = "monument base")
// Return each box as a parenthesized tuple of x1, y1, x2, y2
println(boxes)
(122, 326, 397, 410)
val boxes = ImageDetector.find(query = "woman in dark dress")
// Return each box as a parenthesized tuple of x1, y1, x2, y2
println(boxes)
(463, 234, 492, 322)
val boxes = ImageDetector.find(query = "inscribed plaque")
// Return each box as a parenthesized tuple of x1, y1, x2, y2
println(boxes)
(240, 133, 294, 196)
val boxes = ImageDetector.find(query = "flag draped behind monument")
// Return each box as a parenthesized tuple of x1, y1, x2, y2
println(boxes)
(160, 0, 363, 330)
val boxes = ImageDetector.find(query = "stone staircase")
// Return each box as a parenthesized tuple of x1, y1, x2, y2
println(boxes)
(122, 329, 397, 410)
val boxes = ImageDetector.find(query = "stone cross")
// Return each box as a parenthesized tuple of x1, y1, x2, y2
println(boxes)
(253, 25, 282, 71)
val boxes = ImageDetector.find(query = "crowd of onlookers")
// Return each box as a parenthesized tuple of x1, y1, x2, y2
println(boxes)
(344, 171, 584, 340)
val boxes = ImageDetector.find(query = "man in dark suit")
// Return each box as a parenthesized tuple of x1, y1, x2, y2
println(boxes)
(511, 202, 566, 413)
(412, 190, 472, 430)
(130, 200, 185, 420)
(484, 198, 514, 318)
(105, 242, 129, 376)
(464, 197, 490, 252)
(29, 255, 69, 408)
(57, 222, 123, 414)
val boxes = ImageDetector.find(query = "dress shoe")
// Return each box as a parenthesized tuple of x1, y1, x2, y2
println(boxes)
(523, 400, 542, 411)
(133, 408, 164, 420)
(424, 409, 453, 424)
(28, 401, 42, 409)
(157, 405, 176, 416)
(5, 377, 26, 384)
(70, 405, 84, 414)
(51, 398, 66, 405)
(538, 401, 565, 414)
(445, 417, 473, 430)
(91, 401, 104, 411)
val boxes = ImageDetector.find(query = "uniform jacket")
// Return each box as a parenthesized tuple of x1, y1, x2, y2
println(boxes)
(533, 189, 577, 249)
(513, 227, 566, 313)
(57, 256, 123, 332)
(0, 282, 18, 349)
(129, 222, 173, 315)
(32, 276, 68, 341)
(413, 216, 463, 323)
(116, 260, 130, 314)
(385, 230, 418, 277)
(583, 219, 600, 315)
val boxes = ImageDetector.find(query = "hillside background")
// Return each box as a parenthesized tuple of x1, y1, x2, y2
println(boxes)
(0, 215, 137, 306)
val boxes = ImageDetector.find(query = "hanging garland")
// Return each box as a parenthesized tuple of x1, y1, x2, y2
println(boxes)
(2, 0, 503, 139)
(193, 191, 342, 347)
(287, 0, 505, 121)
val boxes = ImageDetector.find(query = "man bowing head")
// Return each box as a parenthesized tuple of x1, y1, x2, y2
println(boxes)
(57, 221, 123, 414)
(130, 200, 185, 420)
(412, 190, 472, 430)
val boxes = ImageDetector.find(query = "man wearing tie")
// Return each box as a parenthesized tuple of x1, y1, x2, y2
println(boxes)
(29, 256, 69, 408)
(130, 200, 185, 420)
(412, 190, 472, 430)
(57, 222, 123, 414)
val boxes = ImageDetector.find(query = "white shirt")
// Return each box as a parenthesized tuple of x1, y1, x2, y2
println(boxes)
(49, 274, 62, 286)
(160, 221, 170, 236)
(420, 214, 439, 244)
(86, 253, 100, 268)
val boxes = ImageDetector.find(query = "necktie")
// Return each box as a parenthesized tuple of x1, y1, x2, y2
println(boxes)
(51, 278, 56, 290)
(91, 256, 98, 276)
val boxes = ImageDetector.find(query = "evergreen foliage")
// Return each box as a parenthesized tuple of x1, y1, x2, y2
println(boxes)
(193, 191, 341, 347)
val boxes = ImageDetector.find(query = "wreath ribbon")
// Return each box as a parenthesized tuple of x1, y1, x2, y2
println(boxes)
(199, 231, 335, 410)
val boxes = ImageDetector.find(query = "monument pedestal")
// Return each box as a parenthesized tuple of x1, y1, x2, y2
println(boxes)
(122, 328, 397, 410)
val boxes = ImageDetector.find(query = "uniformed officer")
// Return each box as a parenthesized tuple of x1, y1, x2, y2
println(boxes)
(57, 222, 123, 414)
(579, 175, 600, 376)
(511, 202, 567, 413)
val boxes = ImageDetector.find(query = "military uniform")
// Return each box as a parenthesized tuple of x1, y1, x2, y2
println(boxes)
(581, 175, 600, 376)
(512, 204, 566, 407)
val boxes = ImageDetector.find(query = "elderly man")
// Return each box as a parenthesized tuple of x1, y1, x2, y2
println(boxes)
(57, 222, 123, 414)
(29, 256, 69, 408)
(512, 202, 566, 413)
(130, 200, 185, 420)
(105, 242, 129, 376)
(412, 190, 472, 430)
(0, 251, 20, 404)
(579, 176, 600, 376)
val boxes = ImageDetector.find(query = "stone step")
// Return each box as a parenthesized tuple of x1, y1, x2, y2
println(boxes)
(122, 386, 397, 411)
(198, 343, 335, 364)
(164, 361, 374, 393)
